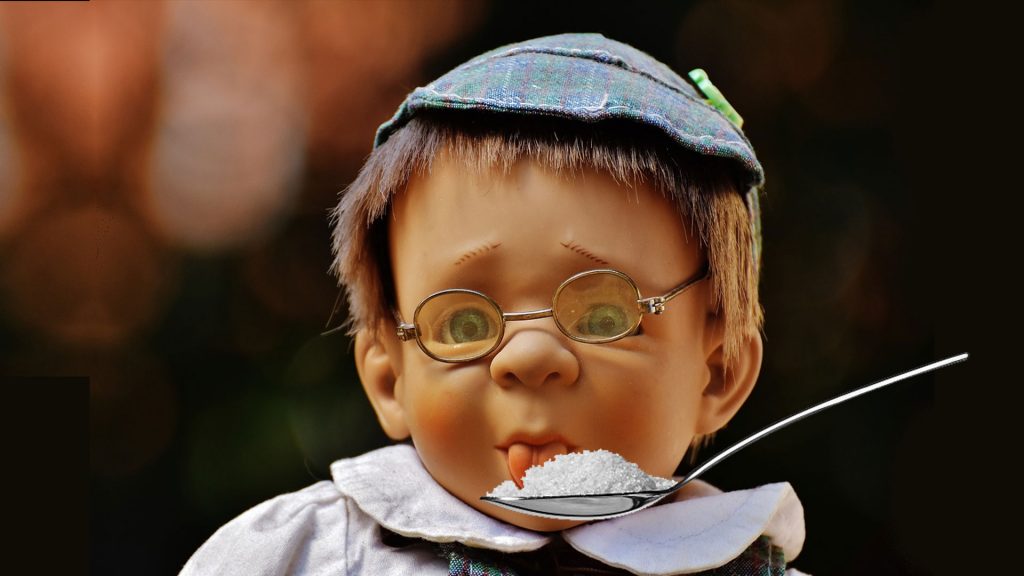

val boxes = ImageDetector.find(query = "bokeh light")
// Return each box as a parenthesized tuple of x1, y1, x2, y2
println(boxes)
(143, 0, 306, 252)
(0, 41, 22, 240)
(0, 1, 162, 183)
(283, 333, 388, 472)
(300, 0, 484, 166)
(2, 205, 174, 348)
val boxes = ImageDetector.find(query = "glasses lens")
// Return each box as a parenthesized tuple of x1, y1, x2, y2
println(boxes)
(414, 290, 502, 361)
(553, 271, 641, 342)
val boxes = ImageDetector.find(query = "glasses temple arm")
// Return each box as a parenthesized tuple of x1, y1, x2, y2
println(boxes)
(638, 263, 710, 315)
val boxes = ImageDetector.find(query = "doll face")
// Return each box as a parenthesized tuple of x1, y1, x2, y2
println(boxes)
(382, 155, 719, 531)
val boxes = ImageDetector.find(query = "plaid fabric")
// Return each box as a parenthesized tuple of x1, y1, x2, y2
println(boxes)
(704, 536, 786, 576)
(373, 33, 764, 270)
(438, 542, 521, 576)
(435, 535, 785, 576)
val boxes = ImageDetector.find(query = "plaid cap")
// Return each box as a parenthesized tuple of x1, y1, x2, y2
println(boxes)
(374, 33, 763, 267)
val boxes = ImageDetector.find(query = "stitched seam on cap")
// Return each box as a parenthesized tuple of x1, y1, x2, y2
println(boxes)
(413, 89, 757, 158)
(434, 51, 755, 153)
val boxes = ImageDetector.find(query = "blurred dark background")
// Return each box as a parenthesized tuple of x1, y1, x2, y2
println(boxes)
(0, 1, 1013, 574)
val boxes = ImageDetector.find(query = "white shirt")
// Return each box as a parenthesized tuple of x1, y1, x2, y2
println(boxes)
(180, 444, 809, 575)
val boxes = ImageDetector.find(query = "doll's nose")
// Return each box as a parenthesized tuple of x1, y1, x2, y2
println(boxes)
(489, 326, 580, 389)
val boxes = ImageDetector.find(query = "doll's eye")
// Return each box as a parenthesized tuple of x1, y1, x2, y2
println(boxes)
(576, 303, 631, 338)
(441, 307, 497, 343)
(414, 291, 504, 360)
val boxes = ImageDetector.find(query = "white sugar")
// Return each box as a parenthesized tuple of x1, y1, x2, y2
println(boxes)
(487, 449, 676, 498)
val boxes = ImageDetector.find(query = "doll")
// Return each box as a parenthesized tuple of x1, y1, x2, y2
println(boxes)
(181, 33, 807, 576)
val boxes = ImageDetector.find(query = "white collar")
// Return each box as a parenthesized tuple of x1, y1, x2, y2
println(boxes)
(332, 444, 805, 574)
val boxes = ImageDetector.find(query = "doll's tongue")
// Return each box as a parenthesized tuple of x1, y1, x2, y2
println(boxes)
(507, 441, 569, 488)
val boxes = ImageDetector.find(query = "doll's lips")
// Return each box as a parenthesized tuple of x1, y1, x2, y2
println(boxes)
(498, 436, 574, 489)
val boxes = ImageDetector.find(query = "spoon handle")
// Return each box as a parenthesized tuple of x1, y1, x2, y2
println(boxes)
(681, 352, 969, 485)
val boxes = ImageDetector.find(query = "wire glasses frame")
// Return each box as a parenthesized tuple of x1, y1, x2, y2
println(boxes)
(394, 263, 710, 363)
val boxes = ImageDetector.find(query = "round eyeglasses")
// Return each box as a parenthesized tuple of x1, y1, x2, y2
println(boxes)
(395, 264, 709, 363)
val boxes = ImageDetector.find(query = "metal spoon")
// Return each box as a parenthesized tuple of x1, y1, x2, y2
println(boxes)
(481, 353, 968, 520)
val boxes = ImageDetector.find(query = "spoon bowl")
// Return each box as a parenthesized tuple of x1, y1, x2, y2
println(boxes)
(482, 353, 968, 520)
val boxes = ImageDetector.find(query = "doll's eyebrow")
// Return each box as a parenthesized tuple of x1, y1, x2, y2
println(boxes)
(560, 241, 611, 266)
(453, 242, 502, 266)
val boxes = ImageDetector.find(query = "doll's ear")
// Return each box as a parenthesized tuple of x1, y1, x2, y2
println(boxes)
(354, 323, 410, 440)
(695, 315, 763, 435)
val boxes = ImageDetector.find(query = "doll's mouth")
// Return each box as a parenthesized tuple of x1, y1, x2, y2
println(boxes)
(497, 435, 577, 488)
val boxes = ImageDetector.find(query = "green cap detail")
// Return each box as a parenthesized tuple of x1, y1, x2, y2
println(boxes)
(689, 68, 758, 275)
(688, 68, 744, 129)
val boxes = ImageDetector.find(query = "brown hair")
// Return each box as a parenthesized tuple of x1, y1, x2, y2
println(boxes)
(330, 110, 763, 365)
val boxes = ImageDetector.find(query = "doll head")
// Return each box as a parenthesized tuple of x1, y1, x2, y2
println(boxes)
(329, 34, 765, 531)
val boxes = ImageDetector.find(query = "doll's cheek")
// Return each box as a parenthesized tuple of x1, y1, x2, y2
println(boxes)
(409, 388, 478, 446)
